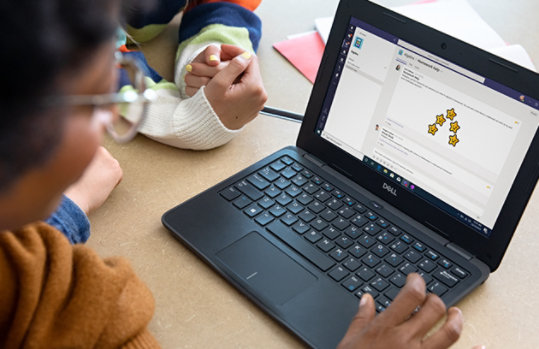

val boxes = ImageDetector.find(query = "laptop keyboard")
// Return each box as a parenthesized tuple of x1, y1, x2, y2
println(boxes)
(220, 156, 469, 312)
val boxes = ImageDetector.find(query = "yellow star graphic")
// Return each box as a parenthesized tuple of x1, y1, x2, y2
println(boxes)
(436, 114, 446, 126)
(447, 108, 457, 120)
(428, 124, 438, 135)
(448, 134, 459, 147)
(450, 121, 460, 133)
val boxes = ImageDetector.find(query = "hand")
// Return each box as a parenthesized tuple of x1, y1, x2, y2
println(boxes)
(338, 273, 463, 349)
(184, 44, 229, 97)
(65, 146, 123, 215)
(204, 44, 267, 130)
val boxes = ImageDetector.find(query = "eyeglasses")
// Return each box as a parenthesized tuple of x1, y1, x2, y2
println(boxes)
(49, 51, 157, 143)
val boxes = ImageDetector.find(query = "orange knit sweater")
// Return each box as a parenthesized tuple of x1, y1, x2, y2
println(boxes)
(0, 222, 160, 348)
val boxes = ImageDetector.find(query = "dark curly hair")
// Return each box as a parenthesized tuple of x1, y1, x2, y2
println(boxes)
(0, 0, 150, 193)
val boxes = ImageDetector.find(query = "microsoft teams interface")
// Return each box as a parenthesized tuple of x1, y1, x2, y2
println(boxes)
(315, 17, 539, 237)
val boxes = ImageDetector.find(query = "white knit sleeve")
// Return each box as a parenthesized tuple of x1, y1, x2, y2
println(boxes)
(137, 86, 242, 150)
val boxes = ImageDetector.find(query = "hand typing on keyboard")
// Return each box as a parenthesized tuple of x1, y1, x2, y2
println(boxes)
(337, 273, 463, 349)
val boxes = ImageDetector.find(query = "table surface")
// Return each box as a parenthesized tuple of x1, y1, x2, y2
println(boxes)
(89, 1, 539, 348)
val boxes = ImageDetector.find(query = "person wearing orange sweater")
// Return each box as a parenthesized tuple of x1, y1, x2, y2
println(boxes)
(0, 0, 465, 347)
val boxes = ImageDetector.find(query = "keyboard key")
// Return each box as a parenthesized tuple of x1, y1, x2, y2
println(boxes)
(329, 248, 348, 262)
(264, 185, 281, 198)
(333, 190, 345, 199)
(258, 197, 275, 209)
(247, 173, 271, 190)
(359, 234, 376, 248)
(390, 241, 408, 254)
(351, 215, 368, 228)
(291, 162, 303, 171)
(337, 207, 355, 219)
(298, 210, 316, 222)
(362, 254, 380, 268)
(370, 277, 389, 292)
(438, 259, 453, 269)
(365, 211, 378, 221)
(291, 174, 308, 187)
(344, 225, 361, 239)
(417, 271, 432, 285)
(322, 226, 340, 240)
(297, 193, 314, 205)
(336, 236, 354, 249)
(320, 209, 338, 222)
(326, 198, 343, 210)
(280, 213, 298, 226)
(287, 201, 304, 214)
(255, 212, 274, 226)
(303, 183, 319, 195)
(314, 190, 331, 202)
(376, 219, 390, 229)
(269, 205, 286, 217)
(427, 281, 447, 296)
(266, 221, 335, 271)
(259, 166, 280, 182)
(388, 226, 402, 236)
(372, 244, 390, 258)
(292, 221, 310, 234)
(317, 238, 335, 252)
(349, 244, 367, 259)
(275, 177, 291, 189)
(361, 285, 379, 299)
(400, 234, 414, 244)
(322, 183, 334, 192)
(311, 218, 328, 231)
(354, 203, 367, 213)
(342, 197, 355, 206)
(357, 266, 376, 282)
(384, 253, 403, 268)
(281, 167, 297, 179)
(333, 218, 350, 231)
(312, 176, 323, 185)
(281, 156, 294, 165)
(385, 287, 400, 301)
(425, 250, 439, 261)
(285, 185, 302, 197)
(302, 169, 313, 178)
(390, 273, 406, 288)
(233, 195, 251, 209)
(343, 257, 361, 271)
(418, 259, 437, 273)
(220, 187, 241, 201)
(236, 180, 263, 200)
(304, 230, 323, 243)
(413, 242, 426, 252)
(270, 160, 286, 171)
(404, 250, 422, 263)
(276, 193, 292, 206)
(399, 262, 417, 275)
(377, 295, 391, 308)
(451, 266, 469, 279)
(307, 200, 324, 213)
(342, 275, 362, 292)
(433, 270, 459, 287)
(377, 231, 394, 245)
(376, 264, 394, 278)
(363, 223, 381, 235)
(244, 203, 263, 217)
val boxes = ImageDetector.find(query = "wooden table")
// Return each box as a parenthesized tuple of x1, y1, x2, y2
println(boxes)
(89, 1, 539, 347)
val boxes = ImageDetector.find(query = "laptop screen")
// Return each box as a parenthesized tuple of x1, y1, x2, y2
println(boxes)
(314, 17, 539, 238)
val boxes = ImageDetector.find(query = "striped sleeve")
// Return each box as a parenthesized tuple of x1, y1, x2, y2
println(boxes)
(126, 0, 188, 43)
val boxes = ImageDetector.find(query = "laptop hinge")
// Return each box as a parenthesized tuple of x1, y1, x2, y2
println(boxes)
(303, 153, 325, 167)
(446, 242, 473, 261)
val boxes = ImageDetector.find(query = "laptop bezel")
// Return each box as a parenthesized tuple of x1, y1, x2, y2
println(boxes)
(296, 0, 539, 272)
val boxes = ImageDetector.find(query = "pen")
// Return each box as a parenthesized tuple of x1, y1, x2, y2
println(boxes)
(260, 106, 304, 123)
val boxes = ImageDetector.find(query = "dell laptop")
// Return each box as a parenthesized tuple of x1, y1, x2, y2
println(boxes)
(162, 0, 539, 347)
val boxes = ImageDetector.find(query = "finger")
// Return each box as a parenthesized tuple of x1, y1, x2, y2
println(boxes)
(186, 61, 229, 78)
(185, 86, 199, 97)
(421, 307, 463, 349)
(401, 293, 447, 339)
(208, 52, 252, 92)
(344, 294, 376, 338)
(377, 273, 427, 327)
(184, 73, 211, 89)
(220, 44, 250, 61)
(204, 44, 221, 66)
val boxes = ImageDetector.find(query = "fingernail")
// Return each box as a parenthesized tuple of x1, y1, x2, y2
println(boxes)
(359, 294, 368, 307)
(186, 64, 192, 72)
(241, 51, 252, 59)
(209, 54, 219, 62)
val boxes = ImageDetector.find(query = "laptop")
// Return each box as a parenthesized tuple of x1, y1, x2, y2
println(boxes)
(162, 0, 539, 347)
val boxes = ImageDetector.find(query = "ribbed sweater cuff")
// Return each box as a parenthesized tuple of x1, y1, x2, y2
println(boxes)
(122, 329, 161, 349)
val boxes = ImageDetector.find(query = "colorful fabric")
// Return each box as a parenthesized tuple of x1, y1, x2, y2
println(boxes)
(121, 0, 263, 150)
(45, 195, 90, 244)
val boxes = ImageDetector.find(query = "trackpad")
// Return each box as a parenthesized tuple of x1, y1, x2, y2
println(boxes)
(217, 232, 317, 305)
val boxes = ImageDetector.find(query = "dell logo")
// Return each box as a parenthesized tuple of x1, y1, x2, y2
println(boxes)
(383, 183, 397, 197)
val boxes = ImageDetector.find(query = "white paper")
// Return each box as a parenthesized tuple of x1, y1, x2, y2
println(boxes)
(314, 17, 333, 43)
